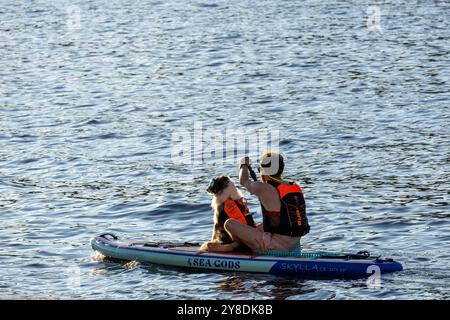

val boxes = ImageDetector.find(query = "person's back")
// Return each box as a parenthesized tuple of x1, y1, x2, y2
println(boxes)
(261, 176, 309, 238)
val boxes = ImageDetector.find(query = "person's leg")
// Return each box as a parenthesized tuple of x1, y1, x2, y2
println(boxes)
(199, 241, 210, 251)
(224, 219, 269, 251)
(224, 219, 300, 252)
(223, 219, 243, 242)
(199, 240, 240, 253)
(266, 235, 301, 252)
(206, 242, 239, 252)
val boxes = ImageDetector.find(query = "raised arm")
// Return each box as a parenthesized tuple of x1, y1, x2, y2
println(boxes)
(239, 158, 268, 197)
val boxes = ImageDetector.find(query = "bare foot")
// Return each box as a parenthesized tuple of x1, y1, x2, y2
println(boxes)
(199, 241, 210, 252)
(207, 242, 236, 252)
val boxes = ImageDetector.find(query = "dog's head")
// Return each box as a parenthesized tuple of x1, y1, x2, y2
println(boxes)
(207, 176, 242, 214)
(206, 175, 230, 195)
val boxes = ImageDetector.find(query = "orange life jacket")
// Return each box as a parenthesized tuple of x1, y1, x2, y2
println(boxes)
(222, 198, 255, 227)
(261, 180, 310, 237)
(216, 198, 256, 244)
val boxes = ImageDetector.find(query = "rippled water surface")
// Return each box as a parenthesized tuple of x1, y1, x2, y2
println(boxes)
(1, 0, 449, 299)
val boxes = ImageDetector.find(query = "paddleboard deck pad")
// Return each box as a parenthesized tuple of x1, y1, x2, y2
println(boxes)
(91, 233, 403, 279)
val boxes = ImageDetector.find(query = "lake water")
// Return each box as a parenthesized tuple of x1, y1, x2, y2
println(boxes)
(0, 0, 449, 299)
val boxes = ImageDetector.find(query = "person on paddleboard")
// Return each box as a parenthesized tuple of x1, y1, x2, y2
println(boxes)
(224, 151, 310, 252)
(199, 175, 256, 252)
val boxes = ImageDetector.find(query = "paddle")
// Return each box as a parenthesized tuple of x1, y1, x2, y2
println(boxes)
(241, 156, 258, 181)
(248, 165, 258, 182)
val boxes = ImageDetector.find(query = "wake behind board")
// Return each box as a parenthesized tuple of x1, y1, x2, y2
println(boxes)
(91, 233, 403, 279)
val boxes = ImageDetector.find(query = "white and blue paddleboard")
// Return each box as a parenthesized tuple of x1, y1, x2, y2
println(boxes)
(91, 233, 403, 279)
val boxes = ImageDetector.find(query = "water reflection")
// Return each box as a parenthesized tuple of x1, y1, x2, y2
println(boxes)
(215, 274, 314, 300)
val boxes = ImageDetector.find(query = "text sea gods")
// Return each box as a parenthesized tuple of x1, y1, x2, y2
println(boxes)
(187, 257, 240, 270)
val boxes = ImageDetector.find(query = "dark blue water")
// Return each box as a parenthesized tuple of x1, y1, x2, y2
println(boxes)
(0, 0, 449, 299)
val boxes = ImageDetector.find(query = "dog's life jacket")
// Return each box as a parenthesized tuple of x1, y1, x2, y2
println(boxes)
(215, 198, 255, 244)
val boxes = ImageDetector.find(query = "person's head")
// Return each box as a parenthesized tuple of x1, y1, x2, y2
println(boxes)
(207, 175, 243, 212)
(258, 150, 284, 182)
